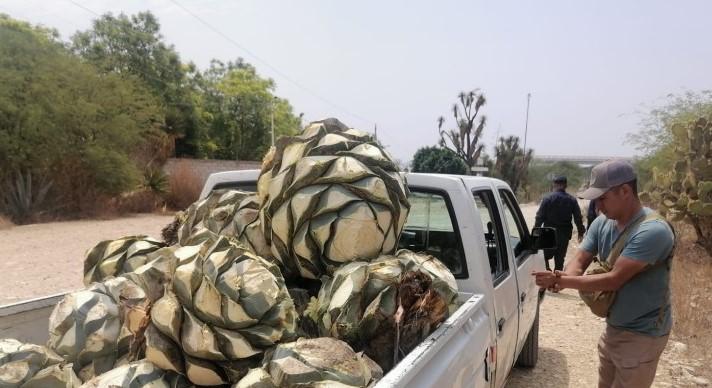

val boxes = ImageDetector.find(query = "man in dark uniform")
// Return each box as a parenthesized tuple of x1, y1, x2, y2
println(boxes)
(534, 175, 585, 271)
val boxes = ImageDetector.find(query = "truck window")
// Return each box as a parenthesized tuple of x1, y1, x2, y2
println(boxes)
(473, 190, 509, 284)
(498, 189, 530, 263)
(398, 190, 467, 278)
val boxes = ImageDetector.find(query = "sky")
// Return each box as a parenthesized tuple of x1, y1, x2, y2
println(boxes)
(2, 0, 711, 164)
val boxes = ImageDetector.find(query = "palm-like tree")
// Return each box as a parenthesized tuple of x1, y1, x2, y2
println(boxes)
(437, 90, 487, 173)
(494, 135, 534, 193)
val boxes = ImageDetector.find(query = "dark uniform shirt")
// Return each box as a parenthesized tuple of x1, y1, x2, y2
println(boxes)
(534, 189, 585, 233)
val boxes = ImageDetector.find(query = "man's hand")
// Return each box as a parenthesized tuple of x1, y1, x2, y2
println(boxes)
(532, 270, 559, 289)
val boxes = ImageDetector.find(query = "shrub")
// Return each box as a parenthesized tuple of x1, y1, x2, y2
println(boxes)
(411, 146, 469, 175)
(642, 116, 712, 256)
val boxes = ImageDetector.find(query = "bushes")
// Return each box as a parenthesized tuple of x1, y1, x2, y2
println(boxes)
(0, 16, 162, 223)
(411, 146, 469, 175)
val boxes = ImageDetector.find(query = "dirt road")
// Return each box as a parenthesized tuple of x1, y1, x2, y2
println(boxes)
(507, 204, 706, 387)
(0, 213, 173, 305)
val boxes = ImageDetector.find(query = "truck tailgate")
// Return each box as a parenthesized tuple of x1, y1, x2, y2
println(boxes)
(0, 293, 67, 344)
(376, 292, 490, 388)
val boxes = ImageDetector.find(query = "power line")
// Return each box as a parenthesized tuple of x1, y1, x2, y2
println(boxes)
(65, 0, 100, 16)
(166, 0, 375, 127)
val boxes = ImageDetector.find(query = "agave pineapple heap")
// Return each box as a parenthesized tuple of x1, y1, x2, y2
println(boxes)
(163, 189, 271, 260)
(79, 360, 190, 388)
(145, 236, 296, 386)
(234, 337, 383, 388)
(305, 250, 458, 371)
(0, 338, 80, 388)
(47, 277, 153, 382)
(258, 118, 410, 279)
(83, 236, 165, 285)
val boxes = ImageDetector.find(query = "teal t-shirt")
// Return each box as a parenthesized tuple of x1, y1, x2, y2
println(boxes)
(580, 207, 674, 337)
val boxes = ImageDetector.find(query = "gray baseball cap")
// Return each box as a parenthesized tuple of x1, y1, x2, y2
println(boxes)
(577, 159, 637, 200)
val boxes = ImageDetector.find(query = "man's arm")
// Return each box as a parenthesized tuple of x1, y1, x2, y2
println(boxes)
(535, 255, 648, 291)
(572, 200, 585, 237)
(563, 248, 595, 276)
(534, 197, 548, 228)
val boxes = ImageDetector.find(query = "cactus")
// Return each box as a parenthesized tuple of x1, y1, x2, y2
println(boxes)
(642, 116, 712, 255)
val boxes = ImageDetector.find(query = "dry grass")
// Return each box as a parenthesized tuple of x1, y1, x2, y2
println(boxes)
(0, 214, 14, 230)
(670, 222, 712, 378)
(119, 190, 162, 214)
(165, 160, 203, 211)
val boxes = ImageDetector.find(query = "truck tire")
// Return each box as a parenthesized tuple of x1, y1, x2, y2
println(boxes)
(516, 305, 539, 367)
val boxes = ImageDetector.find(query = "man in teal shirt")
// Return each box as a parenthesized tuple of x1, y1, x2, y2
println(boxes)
(533, 159, 675, 388)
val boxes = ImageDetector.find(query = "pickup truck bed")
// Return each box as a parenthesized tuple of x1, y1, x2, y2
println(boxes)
(0, 291, 489, 388)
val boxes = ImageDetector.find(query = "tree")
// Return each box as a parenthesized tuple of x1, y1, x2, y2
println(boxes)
(198, 60, 301, 160)
(493, 136, 534, 194)
(71, 11, 201, 157)
(0, 15, 163, 221)
(411, 147, 469, 175)
(437, 90, 487, 172)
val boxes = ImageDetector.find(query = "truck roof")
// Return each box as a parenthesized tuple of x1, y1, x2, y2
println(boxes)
(200, 169, 511, 199)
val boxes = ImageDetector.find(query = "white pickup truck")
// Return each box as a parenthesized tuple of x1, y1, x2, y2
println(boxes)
(0, 171, 554, 388)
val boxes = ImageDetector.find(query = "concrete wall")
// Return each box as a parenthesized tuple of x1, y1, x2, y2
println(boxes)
(163, 158, 262, 186)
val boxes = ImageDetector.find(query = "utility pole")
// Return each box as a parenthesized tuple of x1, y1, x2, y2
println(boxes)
(523, 93, 531, 154)
(374, 123, 378, 142)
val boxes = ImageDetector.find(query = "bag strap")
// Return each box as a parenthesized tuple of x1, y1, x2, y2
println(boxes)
(604, 211, 648, 268)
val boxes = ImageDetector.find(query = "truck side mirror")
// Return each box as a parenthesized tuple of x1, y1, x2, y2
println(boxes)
(530, 227, 557, 251)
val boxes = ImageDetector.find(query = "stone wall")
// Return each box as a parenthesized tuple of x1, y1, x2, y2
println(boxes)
(163, 158, 262, 186)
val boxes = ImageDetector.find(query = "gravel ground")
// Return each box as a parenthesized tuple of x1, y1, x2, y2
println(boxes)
(0, 205, 705, 387)
(0, 213, 174, 305)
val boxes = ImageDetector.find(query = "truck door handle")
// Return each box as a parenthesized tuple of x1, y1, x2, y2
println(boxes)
(497, 317, 505, 333)
(520, 292, 527, 303)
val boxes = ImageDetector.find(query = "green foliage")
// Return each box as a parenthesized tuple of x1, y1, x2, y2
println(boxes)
(71, 11, 202, 156)
(629, 90, 712, 190)
(0, 11, 304, 221)
(643, 116, 712, 255)
(411, 146, 469, 175)
(141, 168, 169, 196)
(0, 15, 162, 220)
(493, 136, 533, 194)
(437, 90, 487, 171)
(1, 171, 53, 223)
(197, 60, 301, 160)
(525, 161, 587, 201)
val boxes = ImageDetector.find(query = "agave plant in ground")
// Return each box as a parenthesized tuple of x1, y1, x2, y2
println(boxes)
(234, 337, 382, 388)
(79, 360, 191, 388)
(258, 118, 410, 280)
(47, 277, 153, 382)
(145, 236, 296, 386)
(0, 338, 80, 388)
(305, 250, 458, 371)
(83, 236, 165, 285)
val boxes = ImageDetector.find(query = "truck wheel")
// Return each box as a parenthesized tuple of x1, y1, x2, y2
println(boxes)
(516, 305, 539, 367)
